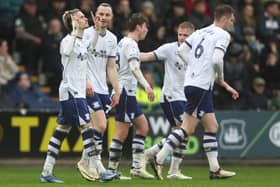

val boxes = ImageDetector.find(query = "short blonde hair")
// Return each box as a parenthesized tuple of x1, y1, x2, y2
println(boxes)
(178, 21, 195, 31)
(62, 8, 80, 32)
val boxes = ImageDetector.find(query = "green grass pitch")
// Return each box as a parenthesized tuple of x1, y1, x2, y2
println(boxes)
(0, 167, 279, 187)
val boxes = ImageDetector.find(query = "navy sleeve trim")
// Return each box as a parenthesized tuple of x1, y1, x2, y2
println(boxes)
(128, 57, 139, 62)
(185, 41, 192, 49)
(153, 51, 159, 61)
(214, 47, 226, 53)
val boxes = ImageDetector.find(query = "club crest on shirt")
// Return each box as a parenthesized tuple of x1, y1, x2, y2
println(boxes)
(77, 52, 87, 61)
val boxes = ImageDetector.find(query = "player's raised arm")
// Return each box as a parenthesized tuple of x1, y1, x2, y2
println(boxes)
(87, 11, 101, 51)
(61, 9, 89, 56)
(60, 11, 79, 56)
(140, 52, 156, 62)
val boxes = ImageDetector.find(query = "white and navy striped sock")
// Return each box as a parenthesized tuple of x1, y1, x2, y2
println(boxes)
(157, 128, 187, 165)
(108, 139, 123, 171)
(203, 132, 220, 172)
(81, 128, 96, 157)
(42, 127, 70, 176)
(145, 138, 166, 159)
(132, 134, 145, 169)
(169, 140, 187, 174)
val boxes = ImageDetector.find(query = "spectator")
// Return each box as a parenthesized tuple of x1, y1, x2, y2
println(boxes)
(141, 1, 158, 27)
(261, 52, 280, 93)
(136, 70, 161, 112)
(260, 36, 279, 68)
(113, 0, 131, 39)
(79, 0, 96, 26)
(139, 1, 159, 51)
(239, 3, 256, 30)
(43, 0, 67, 23)
(42, 18, 64, 96)
(0, 38, 18, 86)
(165, 1, 188, 40)
(245, 77, 270, 111)
(243, 27, 264, 74)
(0, 38, 18, 109)
(256, 0, 280, 42)
(7, 72, 58, 109)
(188, 0, 212, 29)
(271, 85, 280, 110)
(0, 0, 24, 50)
(152, 0, 172, 19)
(14, 0, 46, 74)
(223, 42, 249, 109)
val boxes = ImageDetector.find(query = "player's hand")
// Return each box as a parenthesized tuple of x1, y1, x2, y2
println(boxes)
(110, 92, 120, 108)
(71, 14, 79, 36)
(86, 81, 94, 96)
(226, 86, 239, 100)
(91, 11, 101, 32)
(145, 86, 155, 102)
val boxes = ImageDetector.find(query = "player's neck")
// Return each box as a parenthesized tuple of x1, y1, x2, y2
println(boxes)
(213, 21, 225, 30)
(99, 28, 107, 36)
(71, 29, 84, 38)
(127, 32, 139, 42)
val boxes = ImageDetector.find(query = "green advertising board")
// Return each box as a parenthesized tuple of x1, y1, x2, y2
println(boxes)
(216, 111, 280, 158)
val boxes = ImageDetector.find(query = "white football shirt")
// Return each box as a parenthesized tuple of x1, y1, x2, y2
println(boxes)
(59, 35, 88, 101)
(83, 26, 117, 94)
(117, 37, 140, 96)
(182, 24, 230, 90)
(154, 42, 187, 102)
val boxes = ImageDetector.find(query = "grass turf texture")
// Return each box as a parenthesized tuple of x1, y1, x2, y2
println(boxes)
(0, 167, 279, 187)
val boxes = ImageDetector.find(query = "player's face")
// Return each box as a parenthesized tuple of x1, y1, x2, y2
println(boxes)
(139, 22, 148, 40)
(177, 28, 193, 44)
(96, 6, 113, 29)
(224, 13, 235, 30)
(74, 11, 89, 29)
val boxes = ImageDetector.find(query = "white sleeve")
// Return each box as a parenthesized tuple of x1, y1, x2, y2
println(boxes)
(212, 32, 230, 80)
(124, 43, 140, 62)
(214, 32, 230, 54)
(60, 36, 76, 56)
(108, 36, 117, 58)
(153, 44, 169, 61)
(129, 59, 149, 89)
(212, 48, 225, 80)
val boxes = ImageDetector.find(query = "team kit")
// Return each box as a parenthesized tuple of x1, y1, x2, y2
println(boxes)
(39, 3, 239, 183)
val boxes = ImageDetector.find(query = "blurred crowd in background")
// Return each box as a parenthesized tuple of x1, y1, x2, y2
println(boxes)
(0, 0, 279, 111)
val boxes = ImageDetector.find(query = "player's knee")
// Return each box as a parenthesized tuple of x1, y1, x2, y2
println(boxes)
(114, 131, 127, 142)
(205, 124, 218, 133)
(136, 123, 149, 136)
(186, 128, 195, 135)
(94, 122, 107, 133)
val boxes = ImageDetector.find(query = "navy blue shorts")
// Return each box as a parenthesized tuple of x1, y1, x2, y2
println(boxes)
(184, 86, 214, 119)
(87, 92, 111, 113)
(115, 89, 143, 123)
(160, 95, 186, 127)
(57, 92, 90, 126)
